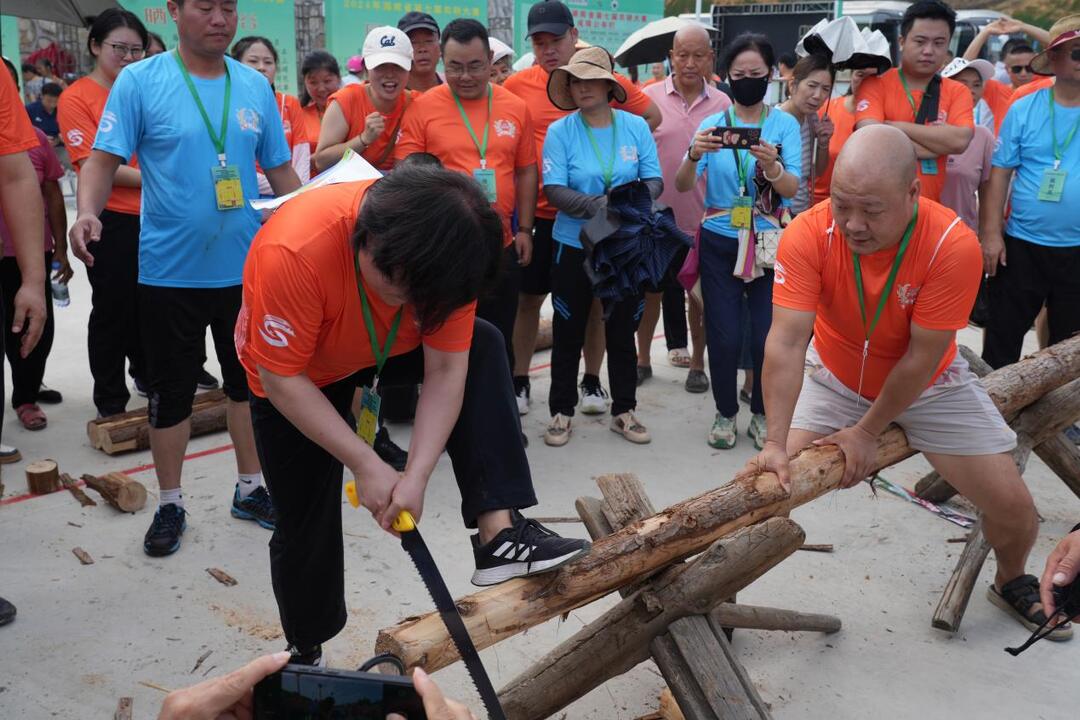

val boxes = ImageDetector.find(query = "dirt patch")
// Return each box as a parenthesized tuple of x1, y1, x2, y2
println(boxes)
(80, 673, 107, 687)
(208, 603, 283, 641)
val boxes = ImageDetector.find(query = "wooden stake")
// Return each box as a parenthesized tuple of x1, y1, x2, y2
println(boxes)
(26, 459, 61, 494)
(81, 472, 147, 513)
(932, 519, 993, 633)
(206, 568, 238, 587)
(59, 473, 96, 507)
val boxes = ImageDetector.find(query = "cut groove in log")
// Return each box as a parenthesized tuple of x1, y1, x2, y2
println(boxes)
(26, 459, 61, 494)
(82, 472, 147, 513)
(932, 519, 992, 633)
(59, 472, 96, 507)
(377, 336, 1080, 672)
(87, 390, 227, 455)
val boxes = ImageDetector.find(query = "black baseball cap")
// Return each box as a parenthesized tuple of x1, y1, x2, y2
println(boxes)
(527, 1, 575, 38)
(398, 11, 440, 36)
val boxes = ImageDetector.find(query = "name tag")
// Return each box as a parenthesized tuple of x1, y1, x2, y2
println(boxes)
(473, 168, 497, 203)
(730, 195, 753, 229)
(1038, 168, 1067, 203)
(357, 385, 381, 446)
(919, 158, 939, 176)
(211, 164, 245, 210)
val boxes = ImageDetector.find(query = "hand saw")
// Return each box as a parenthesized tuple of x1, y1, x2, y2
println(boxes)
(346, 482, 506, 719)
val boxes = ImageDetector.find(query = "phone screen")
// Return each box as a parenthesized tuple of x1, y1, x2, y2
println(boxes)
(711, 126, 762, 149)
(253, 667, 427, 719)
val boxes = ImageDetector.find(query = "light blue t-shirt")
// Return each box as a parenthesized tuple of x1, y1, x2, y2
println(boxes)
(993, 88, 1080, 248)
(695, 106, 802, 238)
(542, 109, 662, 248)
(94, 53, 291, 287)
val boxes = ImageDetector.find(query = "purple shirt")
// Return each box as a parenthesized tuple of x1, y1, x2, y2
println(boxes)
(0, 127, 63, 257)
(644, 76, 731, 236)
(941, 125, 994, 233)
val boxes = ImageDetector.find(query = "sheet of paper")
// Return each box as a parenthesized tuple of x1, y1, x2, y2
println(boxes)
(249, 149, 383, 211)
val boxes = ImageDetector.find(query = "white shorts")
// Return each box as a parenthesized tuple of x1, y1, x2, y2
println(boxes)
(790, 346, 1017, 456)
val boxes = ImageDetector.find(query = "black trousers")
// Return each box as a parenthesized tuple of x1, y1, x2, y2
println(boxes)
(1, 252, 54, 408)
(982, 234, 1080, 369)
(476, 244, 520, 374)
(86, 209, 143, 416)
(251, 318, 538, 649)
(549, 243, 642, 417)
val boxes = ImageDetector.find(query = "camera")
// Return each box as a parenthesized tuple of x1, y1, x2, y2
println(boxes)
(253, 664, 426, 719)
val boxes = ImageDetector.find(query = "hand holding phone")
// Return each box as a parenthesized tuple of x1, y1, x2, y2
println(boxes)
(711, 126, 762, 149)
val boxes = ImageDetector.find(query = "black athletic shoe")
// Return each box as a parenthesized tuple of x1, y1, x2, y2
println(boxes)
(37, 384, 62, 404)
(471, 511, 590, 586)
(144, 504, 187, 557)
(134, 377, 149, 398)
(285, 643, 325, 667)
(374, 427, 408, 472)
(231, 485, 277, 530)
(0, 596, 15, 626)
(197, 369, 220, 391)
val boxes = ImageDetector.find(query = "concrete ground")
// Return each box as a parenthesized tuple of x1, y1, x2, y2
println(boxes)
(1, 211, 1077, 718)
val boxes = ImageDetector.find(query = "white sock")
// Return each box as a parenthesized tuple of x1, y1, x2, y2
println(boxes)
(237, 472, 263, 499)
(160, 487, 183, 508)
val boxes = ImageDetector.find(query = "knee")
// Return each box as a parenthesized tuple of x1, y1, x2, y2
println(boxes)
(985, 476, 1037, 532)
(148, 391, 195, 429)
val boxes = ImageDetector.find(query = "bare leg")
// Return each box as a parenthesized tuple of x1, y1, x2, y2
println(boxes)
(512, 293, 546, 378)
(636, 292, 662, 368)
(584, 298, 606, 376)
(689, 298, 706, 372)
(1035, 305, 1049, 350)
(743, 368, 755, 395)
(149, 421, 192, 492)
(477, 509, 513, 544)
(227, 399, 261, 475)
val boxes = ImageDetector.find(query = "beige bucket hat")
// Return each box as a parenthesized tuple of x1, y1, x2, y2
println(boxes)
(1031, 14, 1080, 76)
(546, 46, 627, 111)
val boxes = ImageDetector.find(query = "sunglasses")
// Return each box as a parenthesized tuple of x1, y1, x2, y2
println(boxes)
(1009, 64, 1031, 74)
(1049, 46, 1080, 62)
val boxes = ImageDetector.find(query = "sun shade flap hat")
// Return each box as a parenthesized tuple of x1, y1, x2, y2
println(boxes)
(363, 26, 413, 71)
(546, 46, 627, 111)
(1031, 15, 1080, 75)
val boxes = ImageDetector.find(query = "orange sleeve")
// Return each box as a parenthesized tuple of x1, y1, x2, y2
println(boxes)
(854, 75, 886, 125)
(772, 211, 825, 312)
(422, 302, 477, 353)
(942, 80, 974, 129)
(516, 106, 537, 168)
(613, 73, 653, 116)
(287, 96, 309, 149)
(394, 95, 428, 161)
(912, 220, 981, 332)
(0, 70, 38, 156)
(57, 88, 99, 167)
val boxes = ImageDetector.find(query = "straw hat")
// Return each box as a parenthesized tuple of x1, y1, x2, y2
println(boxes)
(1031, 14, 1080, 76)
(546, 46, 627, 111)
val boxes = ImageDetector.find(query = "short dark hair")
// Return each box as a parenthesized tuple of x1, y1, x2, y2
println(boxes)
(397, 152, 444, 169)
(21, 62, 36, 75)
(777, 51, 798, 68)
(720, 33, 776, 76)
(1001, 38, 1034, 59)
(231, 36, 278, 63)
(440, 18, 490, 54)
(900, 0, 957, 38)
(354, 166, 503, 333)
(299, 50, 340, 106)
(148, 32, 167, 51)
(87, 7, 149, 57)
(3, 58, 19, 90)
(790, 53, 831, 84)
(41, 82, 62, 97)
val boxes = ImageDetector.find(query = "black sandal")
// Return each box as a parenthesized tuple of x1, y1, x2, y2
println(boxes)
(988, 574, 1073, 641)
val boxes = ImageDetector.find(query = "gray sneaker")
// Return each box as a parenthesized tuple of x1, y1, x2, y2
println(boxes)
(708, 414, 737, 449)
(748, 413, 767, 450)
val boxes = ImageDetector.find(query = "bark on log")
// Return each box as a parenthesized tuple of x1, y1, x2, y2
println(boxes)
(377, 336, 1080, 672)
(1034, 435, 1080, 500)
(87, 390, 227, 455)
(26, 459, 61, 494)
(497, 518, 803, 720)
(59, 472, 97, 507)
(932, 519, 993, 633)
(707, 604, 841, 634)
(81, 472, 147, 513)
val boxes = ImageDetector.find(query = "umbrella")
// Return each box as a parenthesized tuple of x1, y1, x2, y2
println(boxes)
(795, 16, 891, 73)
(1, 0, 119, 27)
(613, 17, 716, 68)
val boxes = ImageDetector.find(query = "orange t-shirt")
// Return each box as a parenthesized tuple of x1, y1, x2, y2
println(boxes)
(58, 76, 142, 215)
(854, 69, 974, 202)
(277, 92, 309, 152)
(327, 83, 419, 171)
(981, 78, 1012, 136)
(773, 198, 981, 399)
(238, 180, 476, 398)
(1008, 76, 1054, 109)
(299, 103, 323, 158)
(504, 64, 654, 219)
(812, 96, 856, 205)
(1, 69, 41, 156)
(395, 84, 536, 245)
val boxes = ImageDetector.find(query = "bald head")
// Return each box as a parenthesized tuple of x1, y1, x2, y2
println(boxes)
(834, 125, 918, 193)
(671, 24, 714, 92)
(673, 23, 711, 49)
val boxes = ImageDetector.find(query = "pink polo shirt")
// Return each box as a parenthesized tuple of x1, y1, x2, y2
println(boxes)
(644, 76, 731, 236)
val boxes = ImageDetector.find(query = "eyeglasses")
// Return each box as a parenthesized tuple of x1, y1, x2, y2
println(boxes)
(1009, 64, 1031, 74)
(104, 41, 146, 59)
(444, 62, 489, 77)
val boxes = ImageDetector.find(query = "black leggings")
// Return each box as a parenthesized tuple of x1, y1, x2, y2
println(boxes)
(1, 252, 54, 409)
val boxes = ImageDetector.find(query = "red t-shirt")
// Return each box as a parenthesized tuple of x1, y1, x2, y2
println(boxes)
(772, 198, 980, 399)
(327, 83, 419, 171)
(237, 181, 476, 397)
(854, 69, 974, 202)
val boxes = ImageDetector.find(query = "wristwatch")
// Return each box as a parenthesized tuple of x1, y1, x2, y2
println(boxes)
(686, 140, 702, 163)
(518, 225, 533, 234)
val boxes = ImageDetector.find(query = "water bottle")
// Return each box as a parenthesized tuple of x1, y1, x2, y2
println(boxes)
(51, 260, 70, 308)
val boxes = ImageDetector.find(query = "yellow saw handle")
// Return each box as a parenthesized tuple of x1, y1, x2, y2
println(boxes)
(344, 481, 416, 533)
(344, 479, 360, 508)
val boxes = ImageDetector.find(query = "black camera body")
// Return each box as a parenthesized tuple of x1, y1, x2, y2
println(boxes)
(253, 664, 426, 719)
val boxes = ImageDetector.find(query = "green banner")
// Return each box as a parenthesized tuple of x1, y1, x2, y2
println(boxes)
(1, 15, 20, 86)
(324, 0, 488, 68)
(512, 0, 663, 60)
(119, 0, 298, 95)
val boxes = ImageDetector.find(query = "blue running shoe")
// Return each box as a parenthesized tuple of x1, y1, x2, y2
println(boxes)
(144, 504, 186, 557)
(231, 485, 277, 530)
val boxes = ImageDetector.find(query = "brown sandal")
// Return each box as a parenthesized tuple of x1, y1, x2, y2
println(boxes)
(16, 403, 46, 431)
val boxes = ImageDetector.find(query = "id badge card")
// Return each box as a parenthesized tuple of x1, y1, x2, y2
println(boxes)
(473, 168, 497, 203)
(1038, 168, 1067, 203)
(211, 164, 245, 210)
(919, 158, 939, 176)
(357, 385, 381, 447)
(730, 196, 753, 229)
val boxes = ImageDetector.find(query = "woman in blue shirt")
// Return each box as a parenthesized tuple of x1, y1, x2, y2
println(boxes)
(541, 47, 662, 448)
(675, 33, 802, 451)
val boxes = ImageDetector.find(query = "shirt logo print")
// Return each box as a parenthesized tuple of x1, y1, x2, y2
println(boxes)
(543, 158, 553, 175)
(494, 119, 517, 138)
(236, 108, 261, 132)
(856, 99, 869, 113)
(619, 145, 638, 162)
(773, 260, 786, 285)
(896, 283, 920, 308)
(66, 128, 85, 147)
(99, 110, 117, 133)
(259, 314, 295, 348)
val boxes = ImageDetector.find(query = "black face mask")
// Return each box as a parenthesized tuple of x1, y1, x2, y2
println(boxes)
(730, 75, 769, 106)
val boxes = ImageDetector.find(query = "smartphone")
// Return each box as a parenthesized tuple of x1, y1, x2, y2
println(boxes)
(711, 126, 762, 149)
(253, 664, 427, 719)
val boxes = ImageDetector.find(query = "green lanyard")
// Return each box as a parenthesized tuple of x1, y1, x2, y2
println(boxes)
(580, 110, 618, 190)
(727, 107, 766, 194)
(898, 68, 918, 116)
(853, 202, 918, 344)
(452, 85, 491, 169)
(354, 251, 403, 378)
(1049, 89, 1080, 171)
(174, 51, 231, 167)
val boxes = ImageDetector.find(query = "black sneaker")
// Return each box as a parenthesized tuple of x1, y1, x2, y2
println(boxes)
(374, 426, 408, 472)
(0, 596, 15, 626)
(37, 384, 62, 404)
(197, 369, 220, 391)
(134, 377, 149, 398)
(144, 504, 187, 557)
(471, 511, 590, 586)
(231, 485, 277, 530)
(285, 643, 325, 667)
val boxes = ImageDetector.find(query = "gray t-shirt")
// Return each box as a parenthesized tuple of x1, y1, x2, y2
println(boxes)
(791, 114, 816, 216)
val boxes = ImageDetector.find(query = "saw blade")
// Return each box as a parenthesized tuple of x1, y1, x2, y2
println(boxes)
(398, 517, 506, 720)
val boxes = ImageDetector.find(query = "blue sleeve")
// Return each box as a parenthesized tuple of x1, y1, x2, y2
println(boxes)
(257, 80, 291, 170)
(92, 67, 141, 161)
(993, 97, 1024, 169)
(634, 116, 661, 179)
(542, 120, 569, 187)
(780, 116, 802, 182)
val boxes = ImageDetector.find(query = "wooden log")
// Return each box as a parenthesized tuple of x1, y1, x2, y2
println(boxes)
(59, 472, 97, 507)
(87, 390, 227, 455)
(87, 390, 224, 449)
(932, 519, 993, 633)
(26, 459, 61, 494)
(1034, 434, 1080, 500)
(377, 336, 1080, 671)
(497, 518, 804, 720)
(81, 472, 147, 513)
(708, 603, 841, 634)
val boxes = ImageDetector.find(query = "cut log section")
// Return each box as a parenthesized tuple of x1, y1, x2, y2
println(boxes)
(81, 472, 147, 513)
(376, 336, 1080, 672)
(86, 390, 227, 455)
(26, 459, 61, 494)
(59, 472, 97, 507)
